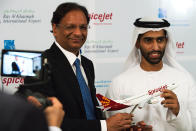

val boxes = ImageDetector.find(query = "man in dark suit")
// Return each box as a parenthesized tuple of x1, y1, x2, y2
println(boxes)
(11, 56, 21, 75)
(0, 92, 64, 131)
(34, 2, 133, 131)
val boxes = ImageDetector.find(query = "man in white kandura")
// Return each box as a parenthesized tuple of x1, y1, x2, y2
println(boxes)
(106, 17, 196, 131)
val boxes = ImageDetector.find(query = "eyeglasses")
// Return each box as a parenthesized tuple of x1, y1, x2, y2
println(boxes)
(142, 36, 167, 44)
(56, 24, 90, 32)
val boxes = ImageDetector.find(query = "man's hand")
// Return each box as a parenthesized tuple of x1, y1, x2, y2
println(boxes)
(27, 96, 65, 127)
(161, 89, 180, 116)
(27, 96, 42, 108)
(130, 121, 152, 131)
(44, 97, 65, 127)
(106, 113, 133, 131)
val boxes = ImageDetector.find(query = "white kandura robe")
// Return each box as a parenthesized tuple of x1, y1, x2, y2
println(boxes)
(106, 64, 196, 131)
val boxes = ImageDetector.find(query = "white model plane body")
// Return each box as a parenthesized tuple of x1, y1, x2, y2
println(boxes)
(96, 83, 178, 111)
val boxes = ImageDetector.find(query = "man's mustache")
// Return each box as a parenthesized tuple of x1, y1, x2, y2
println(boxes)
(65, 33, 84, 40)
(147, 51, 163, 56)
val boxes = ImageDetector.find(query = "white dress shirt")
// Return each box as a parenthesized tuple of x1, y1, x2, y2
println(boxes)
(49, 126, 62, 131)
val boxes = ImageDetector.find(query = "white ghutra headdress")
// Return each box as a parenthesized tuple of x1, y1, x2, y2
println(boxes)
(123, 17, 188, 74)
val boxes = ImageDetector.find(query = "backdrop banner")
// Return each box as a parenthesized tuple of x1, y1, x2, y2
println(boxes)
(1, 0, 196, 95)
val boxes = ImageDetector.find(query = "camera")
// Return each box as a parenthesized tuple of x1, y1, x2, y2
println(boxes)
(15, 88, 52, 110)
(1, 49, 52, 109)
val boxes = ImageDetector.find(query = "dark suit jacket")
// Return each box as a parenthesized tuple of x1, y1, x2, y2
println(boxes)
(41, 43, 103, 131)
(0, 93, 48, 131)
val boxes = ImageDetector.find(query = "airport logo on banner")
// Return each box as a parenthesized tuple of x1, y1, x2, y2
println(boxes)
(158, 8, 190, 27)
(82, 40, 119, 54)
(158, 8, 167, 19)
(89, 12, 113, 25)
(176, 41, 185, 54)
(4, 40, 15, 50)
(2, 9, 41, 24)
(95, 80, 111, 88)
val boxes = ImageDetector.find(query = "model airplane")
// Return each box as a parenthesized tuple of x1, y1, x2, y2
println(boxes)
(96, 83, 178, 112)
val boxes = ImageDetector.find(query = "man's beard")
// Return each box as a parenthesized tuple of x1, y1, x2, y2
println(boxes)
(140, 48, 165, 64)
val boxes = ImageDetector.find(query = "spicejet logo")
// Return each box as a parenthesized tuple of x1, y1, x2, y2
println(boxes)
(2, 77, 24, 87)
(100, 96, 110, 106)
(176, 41, 185, 54)
(89, 12, 113, 25)
(148, 85, 167, 95)
(176, 42, 184, 48)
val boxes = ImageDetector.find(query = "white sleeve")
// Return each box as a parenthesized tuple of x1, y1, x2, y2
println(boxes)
(166, 77, 196, 131)
(100, 120, 107, 131)
(105, 77, 123, 118)
(166, 105, 192, 131)
(188, 78, 196, 130)
(48, 126, 62, 131)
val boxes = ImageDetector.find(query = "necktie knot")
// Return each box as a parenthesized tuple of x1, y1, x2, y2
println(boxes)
(74, 58, 80, 67)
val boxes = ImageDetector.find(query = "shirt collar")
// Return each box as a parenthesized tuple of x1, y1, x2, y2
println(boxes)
(55, 41, 81, 66)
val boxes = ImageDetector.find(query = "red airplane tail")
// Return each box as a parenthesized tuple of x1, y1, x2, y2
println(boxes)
(96, 94, 114, 109)
(96, 94, 130, 111)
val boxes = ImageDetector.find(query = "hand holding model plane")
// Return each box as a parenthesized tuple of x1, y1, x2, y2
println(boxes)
(130, 121, 152, 131)
(161, 89, 180, 116)
(106, 113, 133, 131)
(106, 114, 152, 131)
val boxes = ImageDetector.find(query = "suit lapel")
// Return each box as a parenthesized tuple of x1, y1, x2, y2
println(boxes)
(48, 43, 86, 113)
(81, 57, 104, 119)
(81, 57, 97, 105)
(81, 57, 93, 91)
